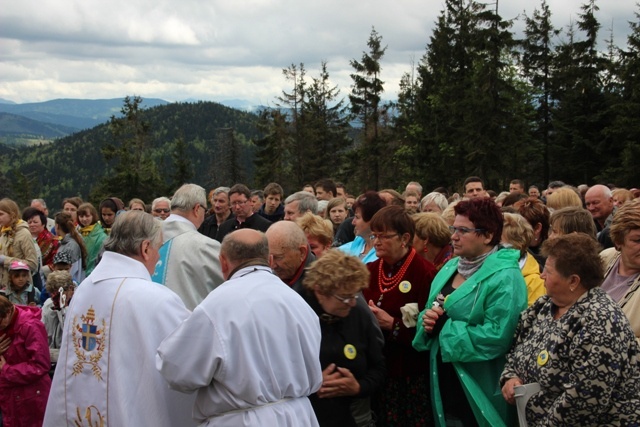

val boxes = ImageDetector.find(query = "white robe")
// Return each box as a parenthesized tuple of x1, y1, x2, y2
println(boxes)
(152, 215, 224, 310)
(43, 251, 196, 427)
(157, 265, 322, 426)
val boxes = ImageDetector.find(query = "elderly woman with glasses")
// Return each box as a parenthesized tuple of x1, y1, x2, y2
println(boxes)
(362, 205, 437, 426)
(413, 198, 527, 426)
(300, 249, 385, 427)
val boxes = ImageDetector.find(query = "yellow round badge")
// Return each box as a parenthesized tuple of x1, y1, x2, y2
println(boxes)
(537, 350, 549, 366)
(344, 344, 357, 360)
(399, 281, 412, 293)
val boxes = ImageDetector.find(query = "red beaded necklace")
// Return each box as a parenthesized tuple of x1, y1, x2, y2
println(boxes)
(378, 248, 415, 293)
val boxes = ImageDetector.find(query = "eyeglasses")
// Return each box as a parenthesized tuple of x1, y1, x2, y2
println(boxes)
(449, 226, 486, 235)
(154, 208, 170, 213)
(331, 293, 360, 305)
(369, 233, 399, 241)
(231, 200, 248, 207)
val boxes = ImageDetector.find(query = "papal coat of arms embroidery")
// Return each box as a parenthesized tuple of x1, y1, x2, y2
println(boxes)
(72, 306, 107, 381)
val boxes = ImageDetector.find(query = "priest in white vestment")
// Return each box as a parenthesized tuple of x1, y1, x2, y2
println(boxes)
(43, 211, 196, 427)
(157, 228, 322, 426)
(152, 183, 224, 310)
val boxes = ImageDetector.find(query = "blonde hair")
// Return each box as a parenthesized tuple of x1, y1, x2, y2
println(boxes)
(413, 212, 451, 247)
(502, 212, 534, 255)
(46, 270, 74, 294)
(441, 200, 460, 226)
(546, 187, 583, 211)
(0, 198, 20, 227)
(295, 213, 333, 247)
(303, 249, 369, 294)
(610, 199, 640, 247)
(612, 189, 633, 206)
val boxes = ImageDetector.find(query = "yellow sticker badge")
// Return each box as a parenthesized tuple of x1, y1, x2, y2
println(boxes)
(399, 281, 411, 293)
(344, 344, 357, 360)
(537, 350, 549, 366)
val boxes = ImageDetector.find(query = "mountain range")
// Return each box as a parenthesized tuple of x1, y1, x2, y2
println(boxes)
(0, 97, 262, 145)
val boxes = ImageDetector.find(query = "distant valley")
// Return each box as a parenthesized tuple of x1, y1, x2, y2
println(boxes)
(0, 97, 260, 145)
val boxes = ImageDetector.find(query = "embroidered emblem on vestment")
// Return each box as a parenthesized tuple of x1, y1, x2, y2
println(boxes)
(74, 405, 105, 427)
(72, 306, 107, 380)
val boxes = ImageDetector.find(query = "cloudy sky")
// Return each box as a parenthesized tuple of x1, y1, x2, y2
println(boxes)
(0, 0, 634, 105)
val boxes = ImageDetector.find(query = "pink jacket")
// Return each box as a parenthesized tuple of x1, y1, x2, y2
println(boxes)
(0, 305, 51, 427)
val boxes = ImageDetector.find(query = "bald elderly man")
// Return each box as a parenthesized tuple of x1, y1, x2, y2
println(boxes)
(585, 184, 616, 249)
(265, 220, 316, 291)
(157, 229, 322, 426)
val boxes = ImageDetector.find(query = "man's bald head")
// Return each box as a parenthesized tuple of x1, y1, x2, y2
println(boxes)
(265, 221, 309, 282)
(266, 221, 308, 249)
(220, 229, 269, 279)
(585, 184, 614, 226)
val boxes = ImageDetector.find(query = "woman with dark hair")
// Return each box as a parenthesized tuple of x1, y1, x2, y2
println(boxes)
(501, 233, 640, 426)
(414, 198, 527, 426)
(364, 205, 437, 425)
(22, 208, 58, 271)
(515, 197, 550, 269)
(0, 295, 51, 426)
(0, 199, 38, 291)
(54, 212, 87, 283)
(77, 203, 107, 275)
(98, 197, 125, 234)
(338, 192, 386, 263)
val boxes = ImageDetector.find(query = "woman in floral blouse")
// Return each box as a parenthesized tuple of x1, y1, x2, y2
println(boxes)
(501, 233, 640, 426)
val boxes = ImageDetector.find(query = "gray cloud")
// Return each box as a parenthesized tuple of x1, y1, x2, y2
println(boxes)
(0, 0, 634, 104)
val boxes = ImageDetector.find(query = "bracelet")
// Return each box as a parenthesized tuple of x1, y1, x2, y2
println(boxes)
(391, 318, 401, 339)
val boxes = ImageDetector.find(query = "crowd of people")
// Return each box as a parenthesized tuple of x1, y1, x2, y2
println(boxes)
(0, 176, 639, 426)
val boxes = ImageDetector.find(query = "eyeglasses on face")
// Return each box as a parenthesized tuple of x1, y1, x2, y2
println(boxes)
(231, 200, 248, 207)
(368, 233, 399, 241)
(154, 208, 170, 213)
(331, 293, 360, 304)
(449, 225, 485, 235)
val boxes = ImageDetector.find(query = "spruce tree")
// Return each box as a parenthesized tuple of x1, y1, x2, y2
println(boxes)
(349, 27, 387, 190)
(92, 96, 166, 202)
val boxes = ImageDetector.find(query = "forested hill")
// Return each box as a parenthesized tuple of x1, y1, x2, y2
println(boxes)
(0, 101, 261, 208)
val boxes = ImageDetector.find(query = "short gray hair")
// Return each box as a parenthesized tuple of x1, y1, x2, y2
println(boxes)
(213, 187, 230, 198)
(152, 197, 171, 210)
(31, 198, 47, 209)
(171, 184, 207, 211)
(284, 191, 318, 215)
(421, 192, 449, 212)
(104, 211, 162, 257)
(221, 232, 269, 264)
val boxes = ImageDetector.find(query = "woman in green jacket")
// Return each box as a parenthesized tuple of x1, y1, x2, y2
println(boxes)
(413, 198, 527, 426)
(77, 203, 107, 275)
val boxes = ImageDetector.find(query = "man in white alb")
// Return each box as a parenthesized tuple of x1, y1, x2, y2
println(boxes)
(157, 228, 322, 426)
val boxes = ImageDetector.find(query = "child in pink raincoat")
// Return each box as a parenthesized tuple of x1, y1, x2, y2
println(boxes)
(0, 294, 51, 427)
